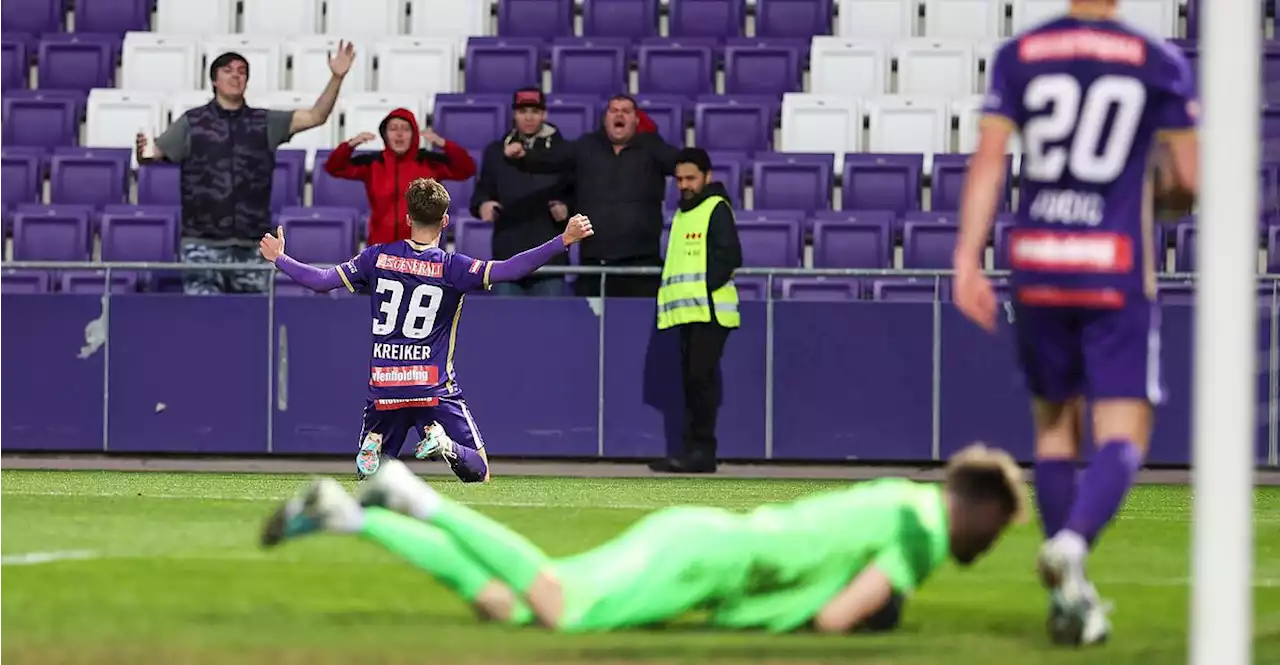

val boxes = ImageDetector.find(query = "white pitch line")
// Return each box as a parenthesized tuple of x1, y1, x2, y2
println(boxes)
(1, 550, 100, 566)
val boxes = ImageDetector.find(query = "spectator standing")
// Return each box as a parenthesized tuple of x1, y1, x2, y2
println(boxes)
(648, 149, 742, 475)
(504, 94, 676, 298)
(136, 45, 356, 294)
(326, 108, 476, 246)
(470, 88, 574, 297)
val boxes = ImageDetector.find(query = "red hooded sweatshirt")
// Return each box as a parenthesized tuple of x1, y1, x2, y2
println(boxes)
(324, 107, 477, 245)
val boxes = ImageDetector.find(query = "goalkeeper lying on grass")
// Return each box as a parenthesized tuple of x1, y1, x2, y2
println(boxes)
(260, 444, 1027, 633)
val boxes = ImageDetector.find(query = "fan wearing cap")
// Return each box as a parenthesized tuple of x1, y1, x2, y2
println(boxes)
(468, 88, 575, 297)
(136, 43, 356, 295)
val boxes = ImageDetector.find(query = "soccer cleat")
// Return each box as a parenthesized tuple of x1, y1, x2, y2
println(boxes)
(1038, 541, 1112, 646)
(413, 422, 457, 461)
(357, 457, 441, 519)
(260, 477, 361, 548)
(356, 432, 385, 479)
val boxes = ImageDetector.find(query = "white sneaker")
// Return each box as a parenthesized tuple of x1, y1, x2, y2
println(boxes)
(261, 478, 362, 548)
(357, 457, 441, 520)
(1038, 540, 1112, 646)
(414, 422, 457, 461)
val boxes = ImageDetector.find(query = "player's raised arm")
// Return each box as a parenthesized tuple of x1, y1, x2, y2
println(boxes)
(259, 226, 348, 293)
(484, 214, 595, 284)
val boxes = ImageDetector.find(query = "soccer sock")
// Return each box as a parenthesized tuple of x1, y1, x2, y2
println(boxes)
(358, 507, 533, 625)
(426, 498, 551, 595)
(1033, 458, 1077, 539)
(448, 445, 489, 484)
(1061, 440, 1142, 547)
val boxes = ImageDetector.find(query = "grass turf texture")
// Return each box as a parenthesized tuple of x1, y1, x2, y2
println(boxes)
(2, 470, 1279, 665)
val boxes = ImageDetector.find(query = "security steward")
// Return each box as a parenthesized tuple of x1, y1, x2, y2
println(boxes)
(649, 148, 743, 475)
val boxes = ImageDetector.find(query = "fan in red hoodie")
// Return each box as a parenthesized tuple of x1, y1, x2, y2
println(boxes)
(326, 108, 477, 245)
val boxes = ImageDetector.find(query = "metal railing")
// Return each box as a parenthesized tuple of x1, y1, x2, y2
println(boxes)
(4, 260, 1278, 465)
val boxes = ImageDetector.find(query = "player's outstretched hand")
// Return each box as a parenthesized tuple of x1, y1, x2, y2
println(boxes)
(954, 261, 997, 333)
(260, 225, 286, 263)
(562, 214, 594, 246)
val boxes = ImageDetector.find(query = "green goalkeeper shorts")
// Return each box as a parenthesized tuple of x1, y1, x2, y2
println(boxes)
(549, 506, 753, 633)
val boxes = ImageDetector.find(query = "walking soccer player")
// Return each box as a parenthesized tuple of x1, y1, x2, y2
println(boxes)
(260, 178, 594, 482)
(259, 444, 1028, 634)
(952, 0, 1199, 645)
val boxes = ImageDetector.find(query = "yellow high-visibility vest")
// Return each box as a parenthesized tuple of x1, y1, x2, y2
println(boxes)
(657, 195, 740, 330)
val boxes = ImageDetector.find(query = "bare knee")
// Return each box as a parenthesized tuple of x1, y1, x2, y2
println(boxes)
(526, 571, 566, 629)
(474, 581, 521, 622)
(1032, 397, 1085, 459)
(1092, 399, 1152, 454)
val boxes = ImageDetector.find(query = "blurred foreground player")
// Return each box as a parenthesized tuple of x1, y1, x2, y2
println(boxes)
(952, 0, 1199, 646)
(260, 445, 1027, 634)
(261, 179, 595, 481)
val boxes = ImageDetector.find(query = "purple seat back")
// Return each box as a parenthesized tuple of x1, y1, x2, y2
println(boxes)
(137, 163, 181, 206)
(812, 220, 891, 269)
(723, 43, 801, 96)
(991, 215, 1016, 269)
(636, 95, 686, 144)
(1266, 45, 1280, 102)
(931, 154, 1013, 211)
(313, 149, 373, 213)
(60, 270, 138, 294)
(842, 153, 924, 214)
(1, 149, 42, 205)
(664, 158, 743, 209)
(738, 219, 802, 267)
(733, 275, 768, 300)
(13, 209, 90, 260)
(552, 43, 628, 96)
(455, 217, 494, 259)
(2, 94, 78, 147)
(1270, 226, 1280, 274)
(583, 0, 660, 38)
(2, 38, 26, 90)
(74, 0, 150, 34)
(638, 42, 715, 97)
(902, 221, 959, 269)
(50, 148, 129, 207)
(751, 153, 833, 211)
(464, 44, 540, 94)
(279, 214, 355, 265)
(38, 39, 114, 91)
(755, 0, 833, 38)
(668, 0, 745, 38)
(2, 0, 62, 35)
(2, 269, 51, 293)
(781, 277, 861, 301)
(270, 158, 303, 212)
(498, 0, 574, 38)
(694, 97, 771, 153)
(442, 178, 475, 216)
(1175, 222, 1196, 272)
(433, 94, 509, 151)
(545, 94, 599, 140)
(101, 211, 176, 261)
(872, 278, 949, 302)
(1185, 0, 1199, 40)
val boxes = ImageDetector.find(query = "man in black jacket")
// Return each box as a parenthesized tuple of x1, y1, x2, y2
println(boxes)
(504, 94, 679, 298)
(470, 88, 574, 296)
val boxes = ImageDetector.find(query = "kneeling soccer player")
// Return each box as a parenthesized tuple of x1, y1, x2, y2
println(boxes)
(260, 444, 1028, 634)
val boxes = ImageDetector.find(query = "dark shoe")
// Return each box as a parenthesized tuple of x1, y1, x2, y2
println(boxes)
(648, 456, 717, 474)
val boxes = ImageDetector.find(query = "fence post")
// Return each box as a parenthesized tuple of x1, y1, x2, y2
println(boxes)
(596, 272, 607, 457)
(267, 271, 276, 454)
(764, 273, 775, 459)
(930, 274, 942, 461)
(101, 267, 112, 452)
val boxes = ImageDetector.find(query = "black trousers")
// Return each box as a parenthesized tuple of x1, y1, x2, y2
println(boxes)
(573, 257, 661, 298)
(678, 322, 731, 461)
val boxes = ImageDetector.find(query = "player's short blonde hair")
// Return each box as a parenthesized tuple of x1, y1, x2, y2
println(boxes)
(946, 442, 1030, 524)
(405, 178, 450, 225)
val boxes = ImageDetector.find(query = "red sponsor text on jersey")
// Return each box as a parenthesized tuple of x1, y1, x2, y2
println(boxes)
(1009, 230, 1134, 273)
(370, 364, 440, 387)
(469, 259, 483, 274)
(375, 254, 444, 278)
(373, 397, 440, 411)
(1019, 29, 1146, 66)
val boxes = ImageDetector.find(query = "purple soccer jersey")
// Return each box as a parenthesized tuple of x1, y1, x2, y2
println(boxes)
(984, 15, 1197, 308)
(338, 239, 492, 410)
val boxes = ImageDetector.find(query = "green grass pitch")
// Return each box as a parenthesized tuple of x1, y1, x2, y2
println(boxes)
(2, 470, 1279, 664)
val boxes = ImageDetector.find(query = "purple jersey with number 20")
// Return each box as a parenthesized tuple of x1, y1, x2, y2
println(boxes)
(984, 14, 1197, 404)
(337, 239, 491, 411)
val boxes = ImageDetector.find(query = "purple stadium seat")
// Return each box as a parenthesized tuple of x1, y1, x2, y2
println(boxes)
(49, 148, 129, 207)
(2, 0, 62, 35)
(101, 211, 176, 261)
(638, 41, 715, 98)
(442, 178, 475, 217)
(1, 148, 43, 205)
(902, 210, 957, 226)
(137, 163, 180, 206)
(281, 205, 360, 223)
(498, 0, 574, 38)
(270, 158, 303, 212)
(751, 153, 832, 211)
(668, 0, 746, 38)
(738, 219, 802, 267)
(755, 0, 832, 39)
(279, 213, 355, 265)
(807, 208, 894, 235)
(60, 270, 139, 294)
(74, 0, 150, 35)
(2, 269, 51, 293)
(313, 150, 372, 212)
(13, 208, 90, 260)
(732, 275, 769, 300)
(872, 278, 949, 302)
(842, 154, 924, 214)
(723, 42, 801, 96)
(664, 155, 743, 209)
(464, 43, 539, 95)
(1185, 0, 1199, 40)
(2, 93, 78, 147)
(992, 217, 1015, 270)
(583, 0, 660, 38)
(902, 221, 959, 269)
(1270, 227, 1280, 274)
(636, 95, 686, 144)
(551, 42, 628, 96)
(694, 97, 772, 153)
(455, 217, 493, 259)
(812, 220, 891, 269)
(1175, 222, 1196, 272)
(38, 38, 114, 91)
(2, 37, 26, 90)
(545, 94, 599, 140)
(781, 277, 861, 301)
(931, 154, 1013, 211)
(433, 94, 509, 151)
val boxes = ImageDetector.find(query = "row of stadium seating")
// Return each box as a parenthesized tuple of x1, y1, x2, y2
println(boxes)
(1, 0, 1204, 43)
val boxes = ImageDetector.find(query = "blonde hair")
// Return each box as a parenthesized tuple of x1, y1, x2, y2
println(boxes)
(405, 178, 450, 225)
(946, 442, 1030, 524)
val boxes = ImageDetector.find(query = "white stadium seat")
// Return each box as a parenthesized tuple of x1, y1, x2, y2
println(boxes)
(154, 0, 236, 35)
(287, 37, 371, 94)
(952, 95, 1022, 167)
(373, 39, 460, 112)
(809, 37, 889, 97)
(242, 0, 322, 36)
(324, 0, 404, 38)
(120, 32, 200, 92)
(865, 96, 951, 166)
(923, 0, 1004, 41)
(200, 36, 285, 96)
(780, 93, 862, 175)
(86, 89, 168, 166)
(837, 0, 915, 40)
(256, 91, 339, 161)
(894, 40, 977, 96)
(1010, 0, 1068, 33)
(166, 90, 215, 119)
(339, 93, 426, 152)
(409, 0, 490, 49)
(1117, 0, 1179, 38)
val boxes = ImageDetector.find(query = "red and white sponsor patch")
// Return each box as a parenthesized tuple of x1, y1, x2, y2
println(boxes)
(469, 259, 484, 275)
(370, 364, 440, 387)
(374, 397, 440, 411)
(1009, 230, 1133, 273)
(375, 254, 443, 278)
(1019, 29, 1146, 66)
